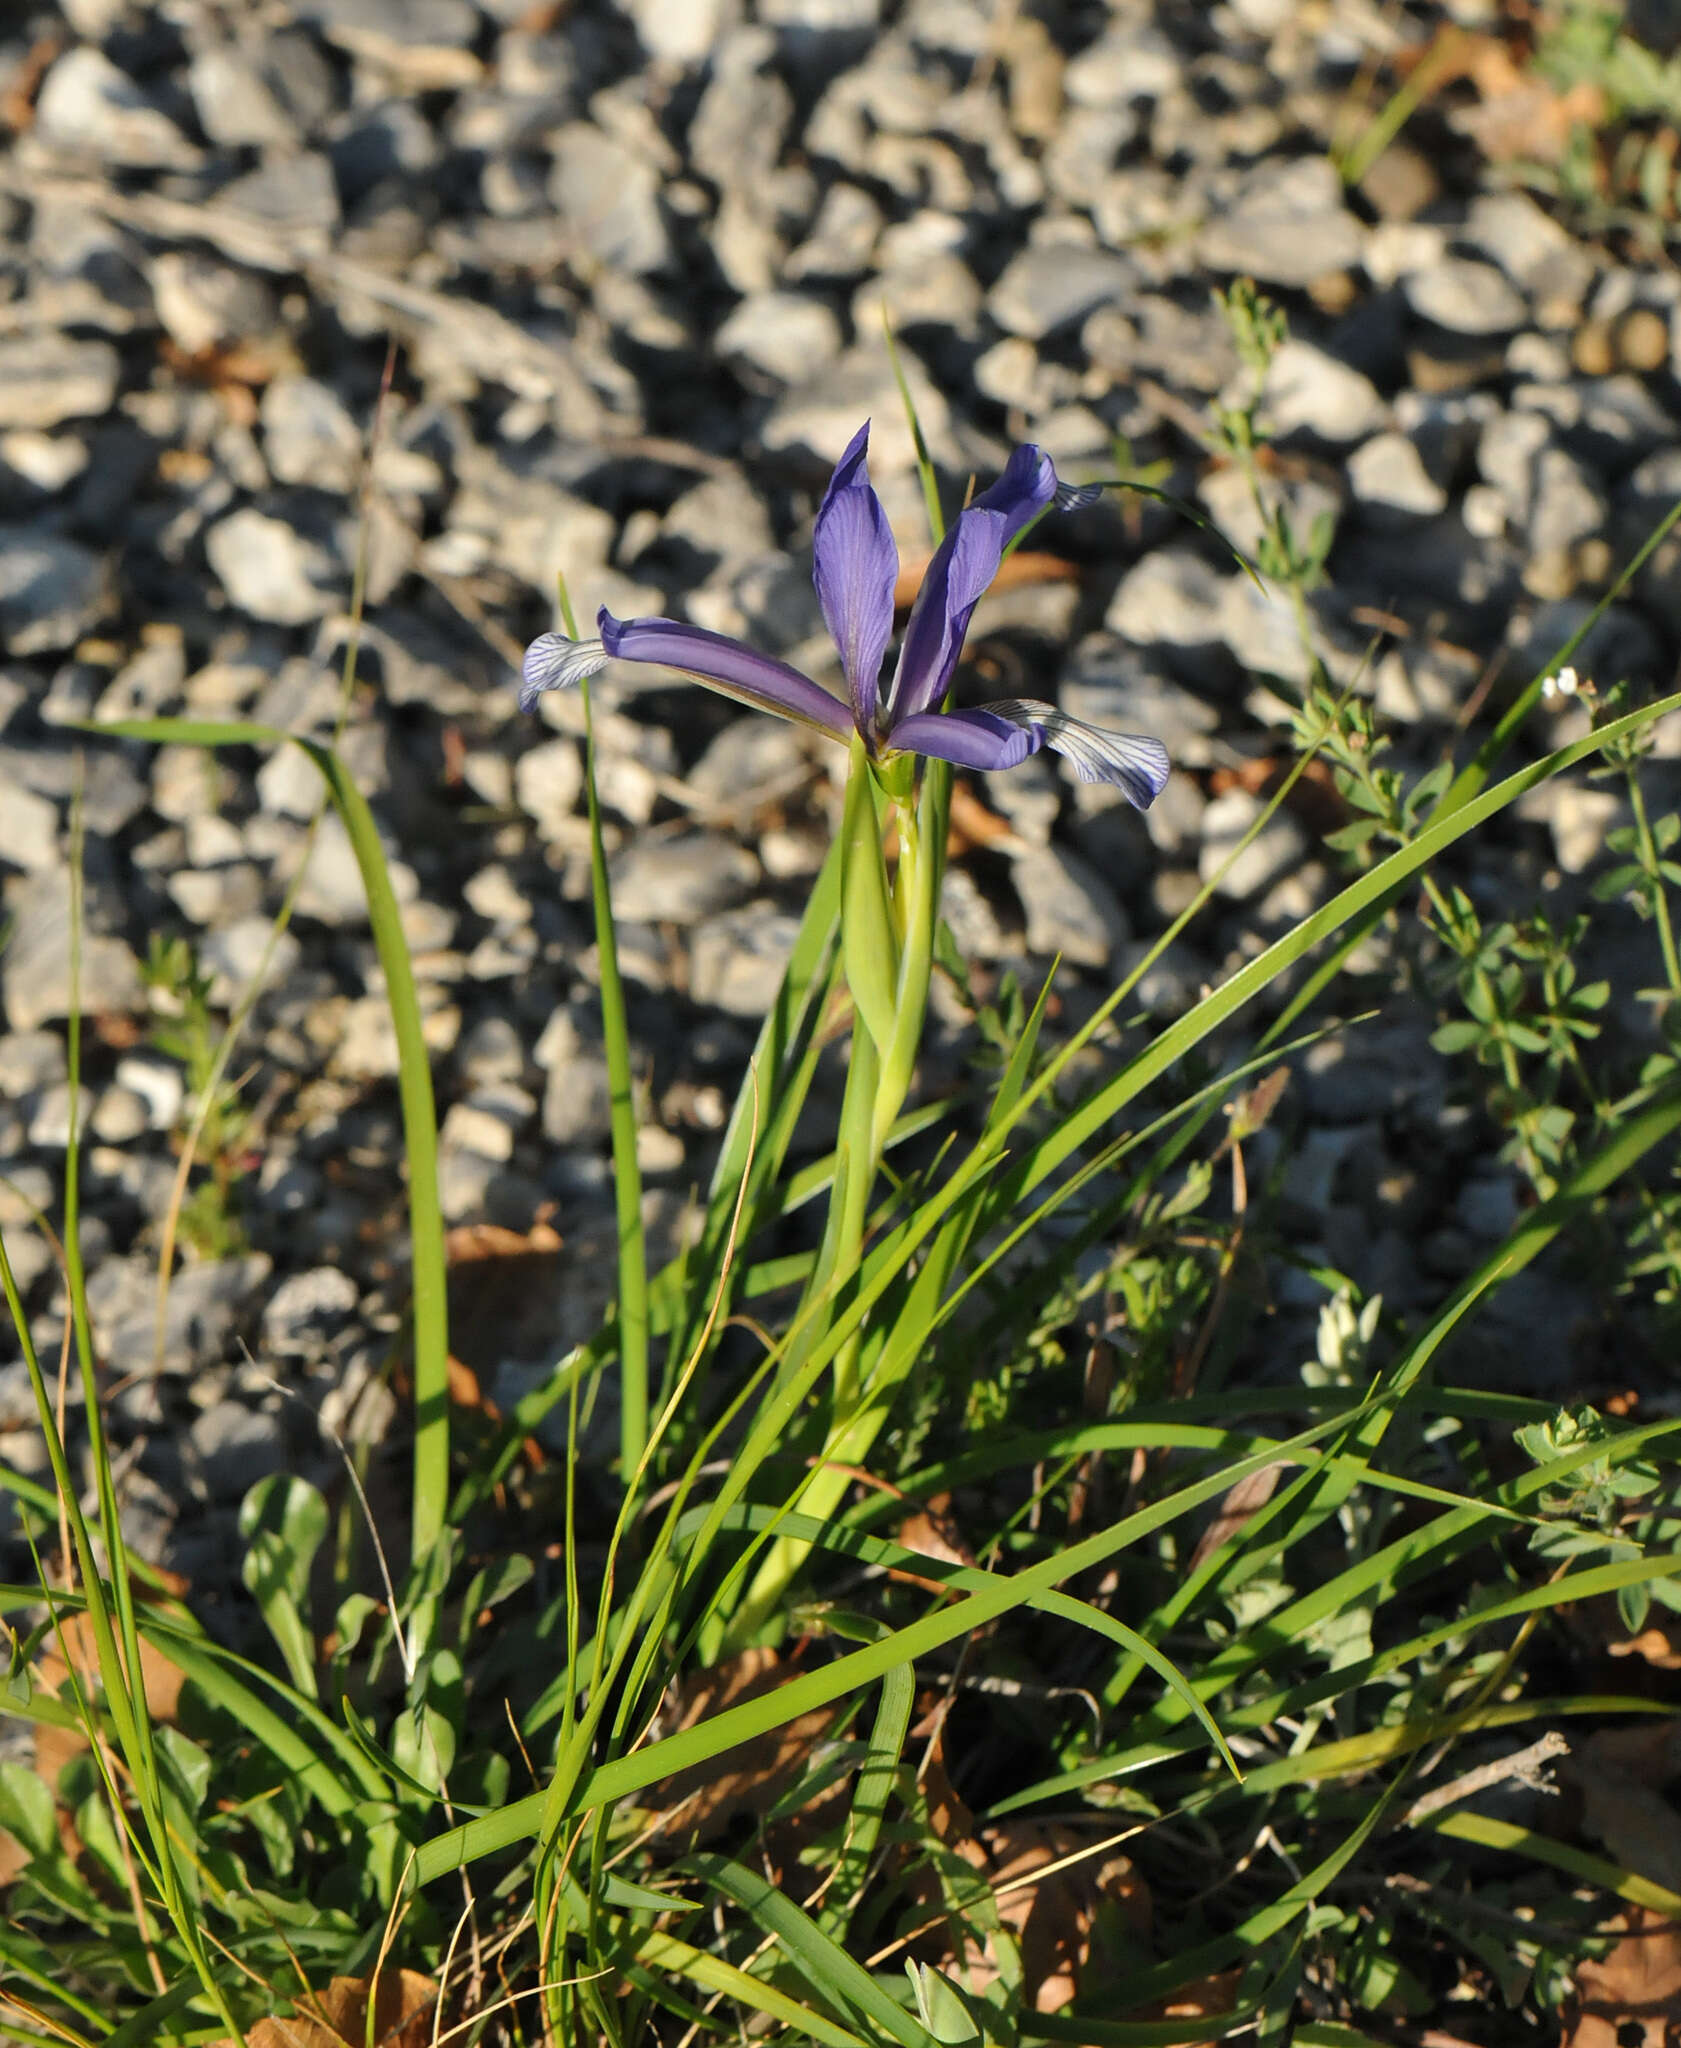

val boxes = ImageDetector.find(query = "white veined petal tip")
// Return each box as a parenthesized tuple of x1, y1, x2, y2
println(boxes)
(519, 633, 608, 713)
(982, 699, 1172, 808)
(1053, 480, 1105, 512)
(1085, 730, 1172, 807)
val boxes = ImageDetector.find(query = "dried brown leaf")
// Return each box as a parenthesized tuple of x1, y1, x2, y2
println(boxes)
(945, 784, 1018, 856)
(918, 1719, 979, 1852)
(210, 1971, 439, 2048)
(645, 1648, 837, 1844)
(445, 1221, 563, 1265)
(894, 1493, 980, 1596)
(1608, 1626, 1681, 1671)
(1564, 1910, 1681, 2048)
(1128, 1968, 1245, 2048)
(953, 1822, 1149, 2014)
(0, 1612, 192, 1885)
(1189, 1462, 1286, 1573)
(1454, 75, 1608, 165)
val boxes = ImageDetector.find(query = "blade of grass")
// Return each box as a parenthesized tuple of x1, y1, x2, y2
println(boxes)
(1418, 1810, 1681, 1917)
(1271, 492, 1681, 1047)
(881, 311, 944, 545)
(817, 1662, 914, 1942)
(15, 803, 246, 2042)
(78, 718, 449, 1642)
(556, 568, 649, 1483)
(628, 1927, 871, 2048)
(685, 1853, 927, 2048)
(675, 684, 1681, 1612)
(414, 1398, 1374, 1882)
(687, 1500, 1239, 1778)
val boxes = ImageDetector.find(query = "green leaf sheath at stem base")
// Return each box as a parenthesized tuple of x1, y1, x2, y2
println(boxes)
(840, 734, 900, 1057)
(874, 758, 948, 1156)
(718, 751, 949, 1651)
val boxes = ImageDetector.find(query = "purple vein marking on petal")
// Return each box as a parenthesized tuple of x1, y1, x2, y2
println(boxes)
(981, 699, 1172, 808)
(598, 610, 855, 742)
(887, 708, 1041, 774)
(885, 445, 1059, 726)
(813, 421, 898, 734)
(520, 633, 609, 714)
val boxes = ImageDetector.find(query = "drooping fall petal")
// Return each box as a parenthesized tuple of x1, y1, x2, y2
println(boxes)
(979, 699, 1172, 808)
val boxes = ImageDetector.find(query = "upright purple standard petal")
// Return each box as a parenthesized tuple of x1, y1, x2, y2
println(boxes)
(813, 421, 899, 734)
(979, 699, 1172, 809)
(885, 444, 1058, 725)
(597, 610, 855, 742)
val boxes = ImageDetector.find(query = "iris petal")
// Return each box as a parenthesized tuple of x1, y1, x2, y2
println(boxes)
(885, 444, 1059, 725)
(887, 708, 1039, 773)
(813, 421, 899, 733)
(597, 610, 855, 741)
(520, 633, 610, 713)
(979, 699, 1172, 809)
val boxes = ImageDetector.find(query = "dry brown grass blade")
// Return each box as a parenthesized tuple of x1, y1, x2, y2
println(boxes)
(1187, 1463, 1287, 1574)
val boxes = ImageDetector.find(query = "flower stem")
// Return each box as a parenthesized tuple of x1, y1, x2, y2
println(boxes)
(722, 761, 946, 1649)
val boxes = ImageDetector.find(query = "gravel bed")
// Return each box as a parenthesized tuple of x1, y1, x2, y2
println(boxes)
(1, 0, 1678, 1592)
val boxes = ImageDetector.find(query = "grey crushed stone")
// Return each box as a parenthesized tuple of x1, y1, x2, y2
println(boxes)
(0, 0, 1662, 1577)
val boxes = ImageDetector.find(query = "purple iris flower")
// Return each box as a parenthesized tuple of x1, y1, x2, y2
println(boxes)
(521, 422, 1171, 810)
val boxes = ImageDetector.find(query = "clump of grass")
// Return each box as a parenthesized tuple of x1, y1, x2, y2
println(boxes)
(1, 308, 1680, 2048)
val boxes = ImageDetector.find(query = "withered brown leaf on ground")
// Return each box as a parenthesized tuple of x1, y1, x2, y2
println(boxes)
(0, 1610, 187, 1886)
(894, 1491, 980, 1596)
(643, 1646, 839, 1845)
(1563, 1910, 1681, 2048)
(1126, 1967, 1246, 2048)
(1381, 24, 1608, 168)
(211, 1970, 439, 2048)
(443, 1218, 565, 1437)
(1610, 1625, 1681, 1670)
(1188, 1461, 1287, 1573)
(944, 783, 1019, 856)
(967, 1821, 1152, 2015)
(908, 1715, 1150, 2018)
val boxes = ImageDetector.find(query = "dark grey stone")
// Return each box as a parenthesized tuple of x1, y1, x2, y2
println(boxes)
(0, 528, 109, 657)
(187, 1402, 286, 1502)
